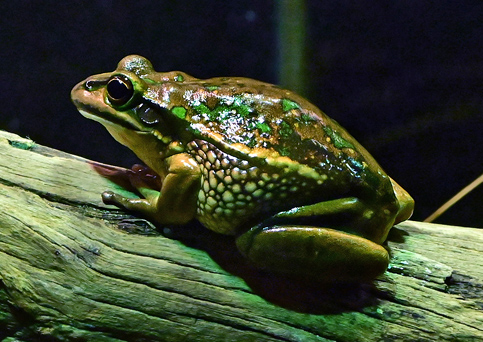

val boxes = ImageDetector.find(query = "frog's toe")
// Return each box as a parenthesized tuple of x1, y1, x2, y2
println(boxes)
(236, 225, 389, 281)
(102, 191, 153, 212)
(102, 191, 135, 208)
(101, 191, 118, 205)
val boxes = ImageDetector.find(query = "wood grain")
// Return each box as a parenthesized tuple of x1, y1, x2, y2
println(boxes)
(0, 130, 481, 341)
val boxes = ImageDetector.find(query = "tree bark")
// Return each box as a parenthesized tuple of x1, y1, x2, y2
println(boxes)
(0, 130, 481, 342)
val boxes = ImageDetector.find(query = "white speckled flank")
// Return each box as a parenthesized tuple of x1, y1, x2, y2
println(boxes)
(186, 139, 319, 235)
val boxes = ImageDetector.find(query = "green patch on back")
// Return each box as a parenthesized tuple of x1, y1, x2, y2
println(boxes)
(172, 106, 187, 119)
(193, 103, 213, 120)
(277, 146, 291, 156)
(279, 121, 294, 138)
(255, 122, 272, 134)
(323, 126, 355, 150)
(299, 113, 317, 124)
(192, 96, 255, 122)
(282, 98, 300, 112)
(205, 85, 220, 91)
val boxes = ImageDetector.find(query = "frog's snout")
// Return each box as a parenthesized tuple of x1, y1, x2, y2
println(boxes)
(390, 178, 415, 225)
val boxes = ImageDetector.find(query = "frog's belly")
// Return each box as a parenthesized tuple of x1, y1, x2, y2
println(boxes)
(187, 140, 319, 235)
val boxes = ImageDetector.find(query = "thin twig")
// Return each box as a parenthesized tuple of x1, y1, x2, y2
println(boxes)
(424, 173, 483, 223)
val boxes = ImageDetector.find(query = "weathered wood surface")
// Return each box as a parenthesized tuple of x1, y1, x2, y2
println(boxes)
(0, 129, 481, 342)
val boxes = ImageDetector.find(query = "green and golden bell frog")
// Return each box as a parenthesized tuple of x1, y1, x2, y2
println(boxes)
(71, 55, 414, 281)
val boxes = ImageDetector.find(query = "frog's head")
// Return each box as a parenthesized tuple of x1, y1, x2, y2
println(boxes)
(71, 55, 192, 172)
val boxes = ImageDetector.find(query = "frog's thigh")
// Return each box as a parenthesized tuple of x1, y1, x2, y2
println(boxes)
(236, 226, 389, 281)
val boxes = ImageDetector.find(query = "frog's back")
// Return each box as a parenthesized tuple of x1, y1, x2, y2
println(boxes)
(154, 77, 392, 234)
(165, 76, 364, 169)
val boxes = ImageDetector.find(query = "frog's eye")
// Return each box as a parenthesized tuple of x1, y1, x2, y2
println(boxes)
(107, 75, 134, 106)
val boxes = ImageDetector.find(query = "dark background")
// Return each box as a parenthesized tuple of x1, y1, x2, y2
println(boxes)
(1, 1, 481, 227)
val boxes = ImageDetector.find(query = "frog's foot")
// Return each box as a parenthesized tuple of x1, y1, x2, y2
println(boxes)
(101, 164, 163, 217)
(102, 190, 160, 219)
(102, 153, 201, 226)
(236, 226, 389, 281)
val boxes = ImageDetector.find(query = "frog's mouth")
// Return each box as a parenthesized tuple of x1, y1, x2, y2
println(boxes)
(78, 108, 173, 151)
(77, 108, 138, 132)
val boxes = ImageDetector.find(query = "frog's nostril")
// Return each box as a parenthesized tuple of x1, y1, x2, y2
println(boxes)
(85, 79, 97, 90)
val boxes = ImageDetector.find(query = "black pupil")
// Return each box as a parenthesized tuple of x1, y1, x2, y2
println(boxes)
(107, 77, 133, 101)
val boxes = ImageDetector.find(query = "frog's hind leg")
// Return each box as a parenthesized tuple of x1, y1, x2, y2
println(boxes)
(236, 226, 389, 281)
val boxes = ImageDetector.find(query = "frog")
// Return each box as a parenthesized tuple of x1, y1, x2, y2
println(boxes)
(71, 55, 414, 281)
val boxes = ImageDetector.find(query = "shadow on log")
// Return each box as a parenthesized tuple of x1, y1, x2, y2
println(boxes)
(0, 130, 482, 341)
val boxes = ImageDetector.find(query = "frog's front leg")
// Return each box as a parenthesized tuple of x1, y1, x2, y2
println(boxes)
(236, 198, 390, 281)
(102, 153, 201, 225)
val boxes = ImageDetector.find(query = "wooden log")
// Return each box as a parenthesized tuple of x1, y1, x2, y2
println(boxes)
(0, 130, 481, 341)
